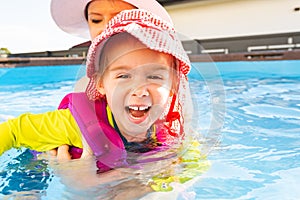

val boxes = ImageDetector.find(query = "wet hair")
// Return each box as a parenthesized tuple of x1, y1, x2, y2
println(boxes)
(96, 33, 146, 76)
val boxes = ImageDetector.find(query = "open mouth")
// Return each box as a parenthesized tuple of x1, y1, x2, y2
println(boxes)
(126, 105, 151, 120)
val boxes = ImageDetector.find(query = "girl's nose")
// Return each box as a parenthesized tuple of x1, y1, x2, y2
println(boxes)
(132, 86, 149, 98)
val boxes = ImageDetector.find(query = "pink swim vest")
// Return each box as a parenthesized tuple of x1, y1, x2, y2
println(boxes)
(58, 92, 128, 172)
(58, 92, 181, 172)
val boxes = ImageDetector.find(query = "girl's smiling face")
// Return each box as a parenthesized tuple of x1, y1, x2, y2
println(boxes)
(96, 36, 176, 142)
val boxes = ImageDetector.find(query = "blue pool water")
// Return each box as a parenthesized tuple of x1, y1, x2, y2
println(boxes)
(0, 60, 299, 199)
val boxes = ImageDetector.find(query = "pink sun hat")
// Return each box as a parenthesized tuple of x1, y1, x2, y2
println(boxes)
(50, 0, 173, 39)
(85, 9, 190, 100)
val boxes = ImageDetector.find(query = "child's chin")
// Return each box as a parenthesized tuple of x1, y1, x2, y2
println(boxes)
(124, 121, 151, 134)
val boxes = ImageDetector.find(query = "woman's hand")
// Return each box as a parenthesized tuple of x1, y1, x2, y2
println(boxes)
(48, 145, 72, 160)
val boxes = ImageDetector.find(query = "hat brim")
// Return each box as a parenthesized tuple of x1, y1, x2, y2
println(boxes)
(50, 0, 173, 39)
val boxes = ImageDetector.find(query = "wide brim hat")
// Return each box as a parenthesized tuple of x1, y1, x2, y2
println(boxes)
(85, 9, 190, 100)
(50, 0, 173, 39)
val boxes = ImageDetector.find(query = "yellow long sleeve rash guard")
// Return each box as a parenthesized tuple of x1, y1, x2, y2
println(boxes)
(0, 109, 83, 155)
(0, 109, 210, 192)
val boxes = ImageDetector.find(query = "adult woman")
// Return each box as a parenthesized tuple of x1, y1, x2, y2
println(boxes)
(51, 0, 173, 40)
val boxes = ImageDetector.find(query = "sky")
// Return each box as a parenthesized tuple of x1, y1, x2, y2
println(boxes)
(0, 0, 87, 54)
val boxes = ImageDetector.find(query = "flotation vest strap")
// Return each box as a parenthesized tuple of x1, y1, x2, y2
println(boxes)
(58, 92, 127, 172)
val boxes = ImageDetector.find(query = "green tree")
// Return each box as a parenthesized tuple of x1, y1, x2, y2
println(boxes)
(0, 48, 11, 57)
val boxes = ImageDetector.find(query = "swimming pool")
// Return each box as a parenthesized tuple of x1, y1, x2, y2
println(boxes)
(0, 60, 299, 199)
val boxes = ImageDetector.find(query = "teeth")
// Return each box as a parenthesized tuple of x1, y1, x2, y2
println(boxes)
(129, 106, 139, 111)
(128, 106, 150, 111)
(139, 106, 149, 111)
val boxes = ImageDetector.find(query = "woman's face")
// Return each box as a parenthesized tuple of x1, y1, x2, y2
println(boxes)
(87, 0, 135, 39)
(97, 41, 176, 142)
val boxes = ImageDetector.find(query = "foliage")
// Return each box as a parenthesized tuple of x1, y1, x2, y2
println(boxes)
(0, 48, 11, 56)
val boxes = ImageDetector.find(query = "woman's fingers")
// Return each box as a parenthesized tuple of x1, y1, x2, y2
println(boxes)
(48, 148, 57, 157)
(56, 145, 72, 160)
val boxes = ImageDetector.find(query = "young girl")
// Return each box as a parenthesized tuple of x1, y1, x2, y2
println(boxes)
(0, 8, 188, 165)
(0, 11, 207, 194)
(50, 0, 174, 157)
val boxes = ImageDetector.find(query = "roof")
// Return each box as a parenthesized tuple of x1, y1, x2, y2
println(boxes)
(71, 41, 91, 49)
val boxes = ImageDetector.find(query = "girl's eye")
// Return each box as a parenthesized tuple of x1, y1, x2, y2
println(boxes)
(148, 75, 163, 80)
(117, 74, 131, 79)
